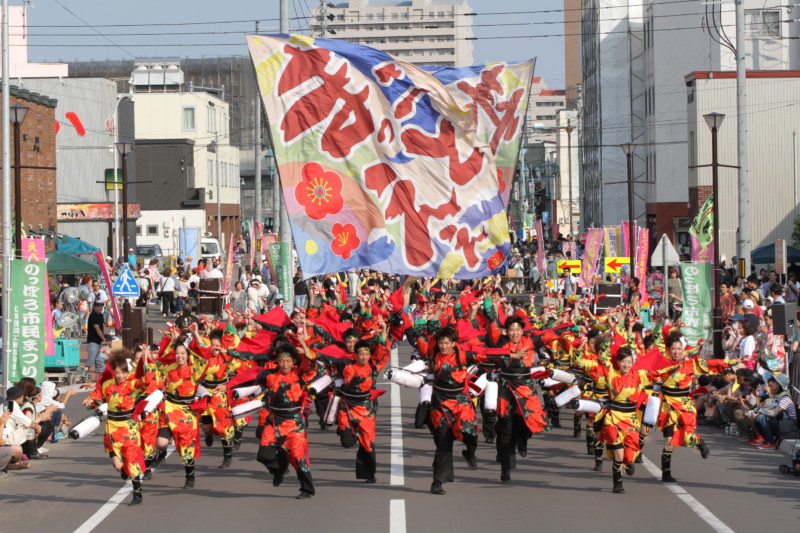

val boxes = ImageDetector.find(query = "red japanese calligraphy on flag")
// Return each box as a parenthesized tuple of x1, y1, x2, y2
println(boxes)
(247, 34, 534, 279)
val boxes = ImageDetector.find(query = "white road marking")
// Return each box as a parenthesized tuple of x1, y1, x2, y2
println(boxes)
(73, 445, 175, 533)
(390, 345, 404, 486)
(641, 455, 735, 533)
(389, 499, 407, 533)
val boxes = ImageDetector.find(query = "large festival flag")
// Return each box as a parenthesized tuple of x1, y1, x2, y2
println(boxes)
(690, 194, 714, 250)
(635, 227, 650, 301)
(578, 228, 604, 288)
(247, 34, 534, 279)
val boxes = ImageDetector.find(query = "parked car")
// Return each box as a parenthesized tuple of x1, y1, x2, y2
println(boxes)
(136, 244, 169, 268)
(201, 238, 222, 264)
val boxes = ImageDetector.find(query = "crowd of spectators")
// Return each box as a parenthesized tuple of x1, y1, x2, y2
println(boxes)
(0, 377, 74, 477)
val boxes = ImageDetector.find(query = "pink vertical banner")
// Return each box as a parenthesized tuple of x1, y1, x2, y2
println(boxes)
(22, 238, 55, 356)
(249, 219, 257, 269)
(578, 228, 604, 288)
(636, 228, 650, 302)
(621, 221, 630, 257)
(691, 235, 714, 263)
(94, 251, 122, 333)
(535, 220, 546, 273)
(224, 234, 236, 293)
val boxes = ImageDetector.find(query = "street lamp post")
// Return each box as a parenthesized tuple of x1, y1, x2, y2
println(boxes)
(10, 104, 28, 258)
(704, 112, 725, 357)
(620, 143, 636, 276)
(565, 119, 574, 234)
(115, 142, 133, 257)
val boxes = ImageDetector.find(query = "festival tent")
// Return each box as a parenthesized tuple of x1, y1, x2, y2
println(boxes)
(56, 235, 101, 255)
(45, 250, 100, 276)
(750, 243, 800, 264)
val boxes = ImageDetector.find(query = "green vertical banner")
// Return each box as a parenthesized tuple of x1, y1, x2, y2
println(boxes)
(681, 262, 712, 345)
(8, 259, 47, 382)
(269, 242, 293, 305)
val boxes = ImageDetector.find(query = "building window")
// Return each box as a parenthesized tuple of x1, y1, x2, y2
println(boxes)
(135, 225, 142, 236)
(208, 160, 214, 186)
(146, 225, 158, 236)
(182, 106, 196, 131)
(745, 10, 780, 38)
(207, 105, 216, 133)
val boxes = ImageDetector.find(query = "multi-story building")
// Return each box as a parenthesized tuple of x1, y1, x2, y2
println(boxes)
(524, 78, 567, 145)
(687, 71, 800, 260)
(9, 6, 67, 78)
(0, 86, 58, 244)
(309, 0, 474, 67)
(554, 109, 580, 235)
(129, 61, 240, 247)
(580, 0, 800, 255)
(68, 56, 273, 226)
(21, 78, 136, 254)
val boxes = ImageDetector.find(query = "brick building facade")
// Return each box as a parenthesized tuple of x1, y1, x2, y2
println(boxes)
(0, 86, 58, 250)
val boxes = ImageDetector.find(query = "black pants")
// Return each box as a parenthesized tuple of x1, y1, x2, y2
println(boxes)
(161, 291, 175, 315)
(256, 445, 315, 495)
(495, 414, 532, 473)
(432, 423, 477, 484)
(22, 420, 52, 456)
(356, 445, 376, 480)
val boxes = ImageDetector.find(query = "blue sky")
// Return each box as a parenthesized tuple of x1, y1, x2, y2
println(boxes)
(24, 0, 565, 88)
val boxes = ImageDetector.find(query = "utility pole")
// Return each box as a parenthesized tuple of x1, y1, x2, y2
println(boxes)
(2, 0, 11, 393)
(319, 0, 328, 38)
(280, 0, 288, 33)
(254, 21, 263, 230)
(565, 119, 574, 235)
(735, 0, 750, 278)
(216, 131, 222, 243)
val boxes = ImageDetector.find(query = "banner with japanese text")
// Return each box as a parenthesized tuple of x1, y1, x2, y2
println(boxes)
(22, 238, 54, 355)
(268, 242, 293, 303)
(8, 260, 47, 382)
(578, 228, 604, 288)
(535, 220, 546, 274)
(224, 234, 236, 293)
(248, 34, 534, 279)
(604, 226, 620, 258)
(94, 252, 122, 332)
(636, 227, 650, 302)
(690, 194, 714, 250)
(681, 262, 712, 345)
(249, 219, 257, 269)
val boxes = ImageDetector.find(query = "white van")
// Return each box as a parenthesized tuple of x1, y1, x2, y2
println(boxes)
(201, 238, 222, 263)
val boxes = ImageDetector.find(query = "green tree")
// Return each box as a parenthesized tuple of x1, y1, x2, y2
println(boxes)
(793, 213, 800, 248)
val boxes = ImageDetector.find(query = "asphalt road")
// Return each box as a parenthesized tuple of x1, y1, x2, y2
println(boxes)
(3, 342, 799, 532)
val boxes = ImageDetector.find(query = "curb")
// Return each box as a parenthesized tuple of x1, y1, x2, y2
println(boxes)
(779, 438, 799, 458)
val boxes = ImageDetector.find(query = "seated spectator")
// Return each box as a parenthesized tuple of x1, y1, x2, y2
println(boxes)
(715, 368, 758, 438)
(0, 389, 30, 474)
(17, 379, 58, 459)
(748, 373, 797, 449)
(35, 382, 74, 442)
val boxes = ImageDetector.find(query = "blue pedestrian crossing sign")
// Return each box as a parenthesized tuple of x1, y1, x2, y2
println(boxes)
(112, 264, 140, 298)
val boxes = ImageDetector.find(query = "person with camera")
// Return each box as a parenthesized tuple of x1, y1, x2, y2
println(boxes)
(747, 373, 797, 449)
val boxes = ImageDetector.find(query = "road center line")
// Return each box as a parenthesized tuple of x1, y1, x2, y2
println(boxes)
(73, 445, 175, 533)
(389, 345, 404, 486)
(641, 455, 735, 533)
(389, 499, 407, 533)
